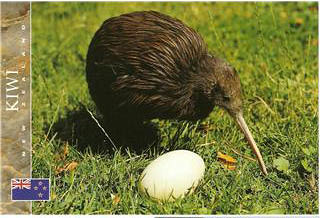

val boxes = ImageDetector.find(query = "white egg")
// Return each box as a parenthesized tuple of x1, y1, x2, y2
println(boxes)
(138, 149, 205, 201)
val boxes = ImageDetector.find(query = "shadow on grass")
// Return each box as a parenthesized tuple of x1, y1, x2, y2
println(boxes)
(49, 105, 162, 155)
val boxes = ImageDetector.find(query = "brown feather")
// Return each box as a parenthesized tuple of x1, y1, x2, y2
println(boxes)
(86, 10, 242, 123)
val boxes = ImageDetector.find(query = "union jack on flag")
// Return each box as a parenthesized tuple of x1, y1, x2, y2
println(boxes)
(11, 179, 31, 190)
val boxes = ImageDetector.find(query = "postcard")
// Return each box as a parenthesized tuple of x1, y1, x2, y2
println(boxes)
(0, 1, 318, 216)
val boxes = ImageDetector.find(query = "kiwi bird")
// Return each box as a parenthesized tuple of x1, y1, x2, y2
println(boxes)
(86, 11, 268, 175)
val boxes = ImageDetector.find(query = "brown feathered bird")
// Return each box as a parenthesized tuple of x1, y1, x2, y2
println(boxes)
(86, 11, 267, 175)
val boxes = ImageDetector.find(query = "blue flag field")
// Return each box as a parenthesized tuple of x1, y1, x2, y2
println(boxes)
(11, 178, 50, 201)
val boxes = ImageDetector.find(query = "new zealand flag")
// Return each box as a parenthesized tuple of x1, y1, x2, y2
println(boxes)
(11, 178, 50, 201)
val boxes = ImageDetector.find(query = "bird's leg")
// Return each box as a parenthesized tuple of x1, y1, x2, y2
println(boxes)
(108, 116, 160, 151)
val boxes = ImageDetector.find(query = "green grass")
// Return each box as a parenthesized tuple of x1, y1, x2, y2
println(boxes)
(31, 2, 318, 214)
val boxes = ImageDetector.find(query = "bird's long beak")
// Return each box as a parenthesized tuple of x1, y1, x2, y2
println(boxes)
(234, 112, 268, 175)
